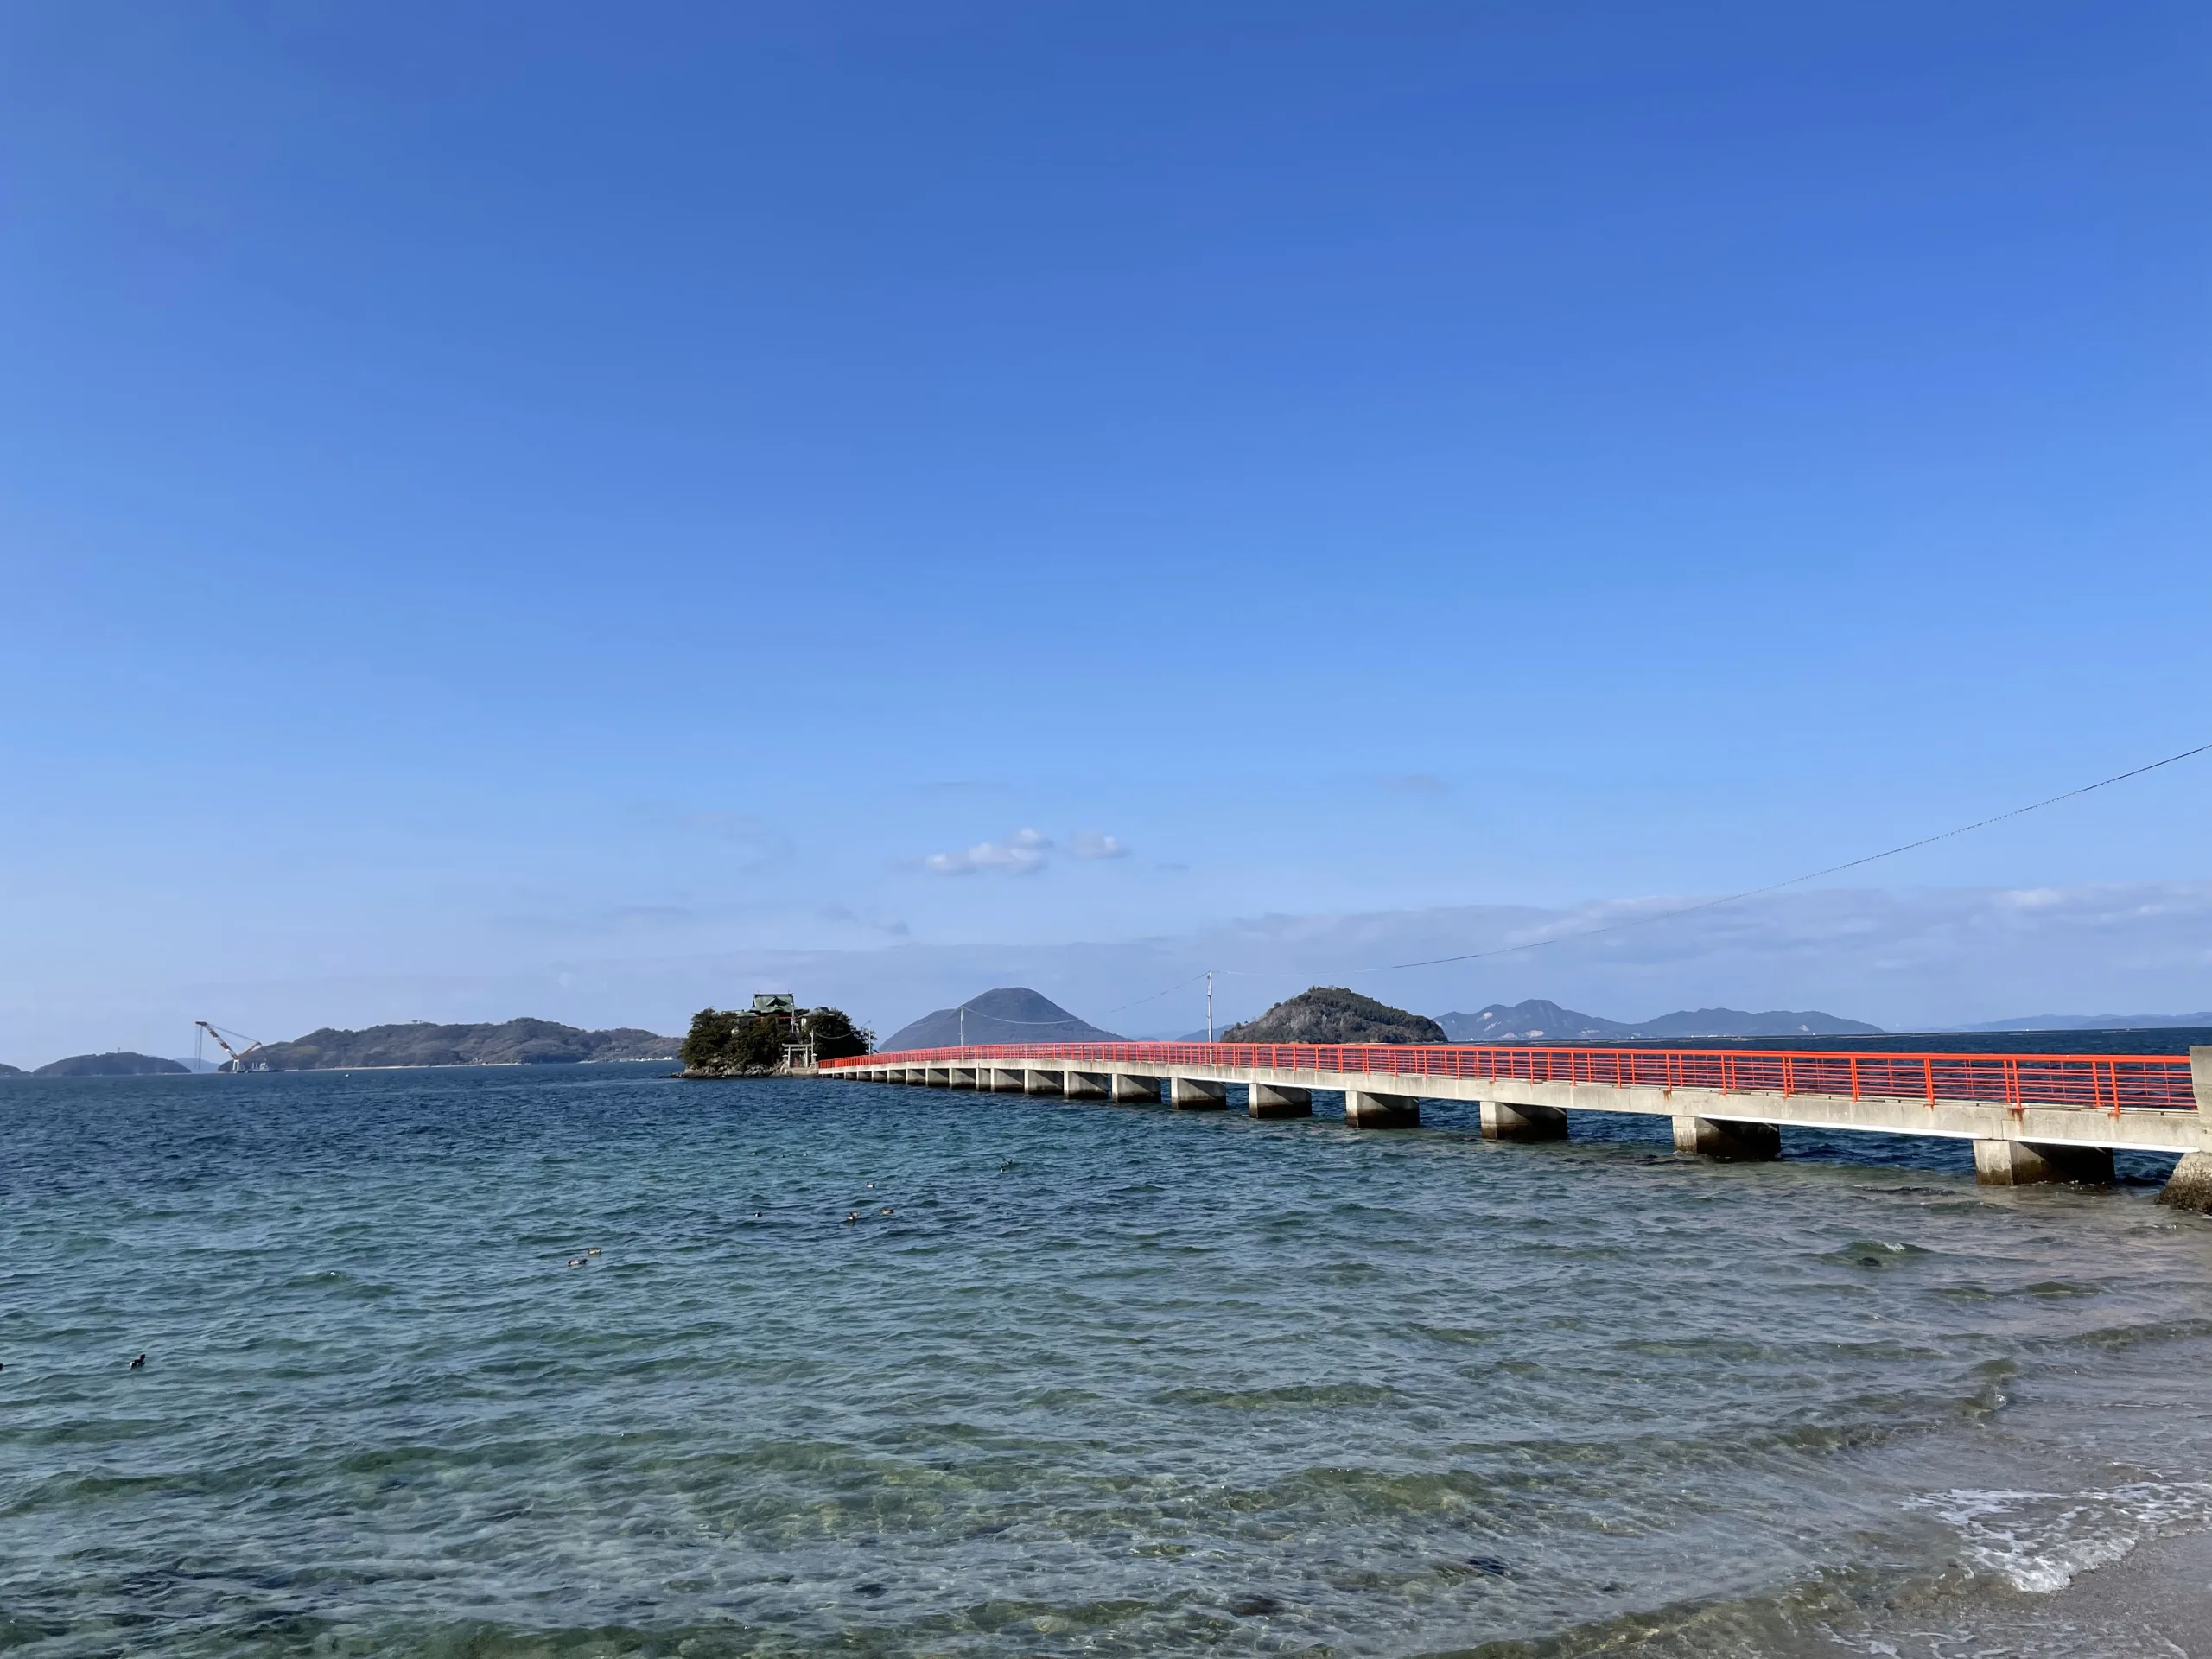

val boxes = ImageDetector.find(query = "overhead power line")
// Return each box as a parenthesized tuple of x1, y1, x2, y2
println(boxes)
(1364, 736, 2212, 975)
(973, 737, 2212, 1030)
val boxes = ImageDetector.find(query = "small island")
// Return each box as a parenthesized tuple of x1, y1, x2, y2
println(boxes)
(1222, 987, 1446, 1045)
(682, 1004, 872, 1077)
(31, 1052, 192, 1077)
(241, 1019, 678, 1071)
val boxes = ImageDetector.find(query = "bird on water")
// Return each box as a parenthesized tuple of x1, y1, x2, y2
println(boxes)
(128, 1354, 145, 1370)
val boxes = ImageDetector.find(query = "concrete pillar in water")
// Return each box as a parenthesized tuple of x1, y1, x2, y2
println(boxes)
(1169, 1076, 1227, 1110)
(2159, 1151, 2212, 1212)
(1110, 1073, 1161, 1103)
(987, 1066, 1027, 1091)
(1973, 1140, 2115, 1186)
(950, 1067, 979, 1090)
(1483, 1101, 1568, 1141)
(1023, 1069, 1064, 1095)
(1673, 1116, 1781, 1160)
(1247, 1082, 1313, 1119)
(1344, 1088, 1420, 1128)
(925, 1067, 950, 1087)
(1063, 1071, 1109, 1099)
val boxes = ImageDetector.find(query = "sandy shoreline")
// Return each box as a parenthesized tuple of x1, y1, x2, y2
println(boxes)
(2041, 1524, 2212, 1650)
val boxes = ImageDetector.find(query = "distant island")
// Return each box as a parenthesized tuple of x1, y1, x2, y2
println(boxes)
(880, 988, 1122, 1050)
(1224, 988, 1446, 1045)
(0, 1061, 20, 1077)
(32, 1052, 192, 1077)
(1439, 999, 1882, 1042)
(1948, 1011, 2212, 1033)
(243, 1019, 678, 1071)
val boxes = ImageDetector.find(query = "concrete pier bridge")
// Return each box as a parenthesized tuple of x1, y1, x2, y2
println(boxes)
(823, 1040, 2212, 1209)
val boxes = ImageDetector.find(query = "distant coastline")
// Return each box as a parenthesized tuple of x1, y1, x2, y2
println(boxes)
(238, 1019, 677, 1071)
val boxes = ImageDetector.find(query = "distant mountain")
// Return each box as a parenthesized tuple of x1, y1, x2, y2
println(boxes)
(1630, 1007, 1883, 1038)
(1223, 987, 1446, 1045)
(1440, 1000, 1882, 1041)
(0, 1061, 22, 1077)
(247, 1019, 678, 1071)
(33, 1052, 192, 1077)
(880, 988, 1122, 1051)
(171, 1056, 222, 1073)
(1947, 1013, 2212, 1033)
(1440, 1000, 1626, 1042)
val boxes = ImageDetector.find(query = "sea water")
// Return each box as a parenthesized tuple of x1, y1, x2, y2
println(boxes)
(4, 1064, 2211, 1657)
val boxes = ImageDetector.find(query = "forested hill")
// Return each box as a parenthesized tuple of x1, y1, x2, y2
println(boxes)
(882, 988, 1122, 1050)
(1223, 988, 1446, 1045)
(31, 1052, 190, 1077)
(248, 1019, 677, 1071)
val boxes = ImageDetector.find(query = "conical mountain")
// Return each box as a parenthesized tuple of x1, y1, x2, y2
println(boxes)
(881, 988, 1122, 1050)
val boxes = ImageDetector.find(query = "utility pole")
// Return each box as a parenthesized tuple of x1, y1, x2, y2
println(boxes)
(1206, 971, 1215, 1044)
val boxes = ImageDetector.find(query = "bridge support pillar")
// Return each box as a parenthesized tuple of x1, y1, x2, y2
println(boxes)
(1484, 1101, 1568, 1141)
(950, 1066, 980, 1090)
(1063, 1071, 1108, 1099)
(1023, 1069, 1064, 1095)
(984, 1066, 1025, 1091)
(1170, 1077, 1227, 1110)
(2158, 1151, 2212, 1212)
(1247, 1082, 1313, 1118)
(1974, 1140, 2114, 1186)
(1674, 1116, 1780, 1160)
(1111, 1074, 1161, 1103)
(925, 1067, 950, 1087)
(1344, 1088, 1420, 1128)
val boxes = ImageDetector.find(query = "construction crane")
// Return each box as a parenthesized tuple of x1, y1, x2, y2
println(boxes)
(195, 1021, 265, 1073)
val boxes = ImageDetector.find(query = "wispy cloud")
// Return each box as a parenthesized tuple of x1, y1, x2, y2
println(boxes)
(923, 828, 1052, 875)
(1067, 830, 1130, 861)
(678, 811, 792, 868)
(111, 881, 2212, 1065)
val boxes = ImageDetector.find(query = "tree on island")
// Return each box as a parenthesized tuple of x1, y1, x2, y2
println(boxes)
(681, 1005, 874, 1075)
(1221, 987, 1446, 1045)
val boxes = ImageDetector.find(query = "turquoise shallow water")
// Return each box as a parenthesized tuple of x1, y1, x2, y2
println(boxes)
(5, 1065, 2212, 1657)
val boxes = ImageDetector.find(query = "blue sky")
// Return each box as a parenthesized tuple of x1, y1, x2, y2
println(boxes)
(3, 2, 2209, 1061)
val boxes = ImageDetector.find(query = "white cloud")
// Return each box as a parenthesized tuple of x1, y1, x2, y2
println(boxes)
(1067, 830, 1130, 861)
(21, 882, 2212, 1068)
(922, 828, 1052, 876)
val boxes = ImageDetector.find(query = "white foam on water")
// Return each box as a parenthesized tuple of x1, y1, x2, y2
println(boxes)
(1907, 1481, 2212, 1592)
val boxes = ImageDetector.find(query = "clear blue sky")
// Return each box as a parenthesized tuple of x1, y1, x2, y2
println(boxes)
(3, 2, 2208, 1058)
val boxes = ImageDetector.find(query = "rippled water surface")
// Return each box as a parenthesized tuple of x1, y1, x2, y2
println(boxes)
(4, 1065, 2212, 1657)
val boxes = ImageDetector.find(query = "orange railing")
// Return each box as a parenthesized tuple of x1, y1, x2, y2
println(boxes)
(823, 1042, 2199, 1113)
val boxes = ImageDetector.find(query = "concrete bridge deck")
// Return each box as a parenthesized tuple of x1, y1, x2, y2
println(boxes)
(823, 1041, 2212, 1209)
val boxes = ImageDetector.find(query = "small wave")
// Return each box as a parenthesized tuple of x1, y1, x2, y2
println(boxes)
(1907, 1481, 2212, 1592)
(1818, 1241, 1935, 1269)
(1153, 1381, 1404, 1410)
